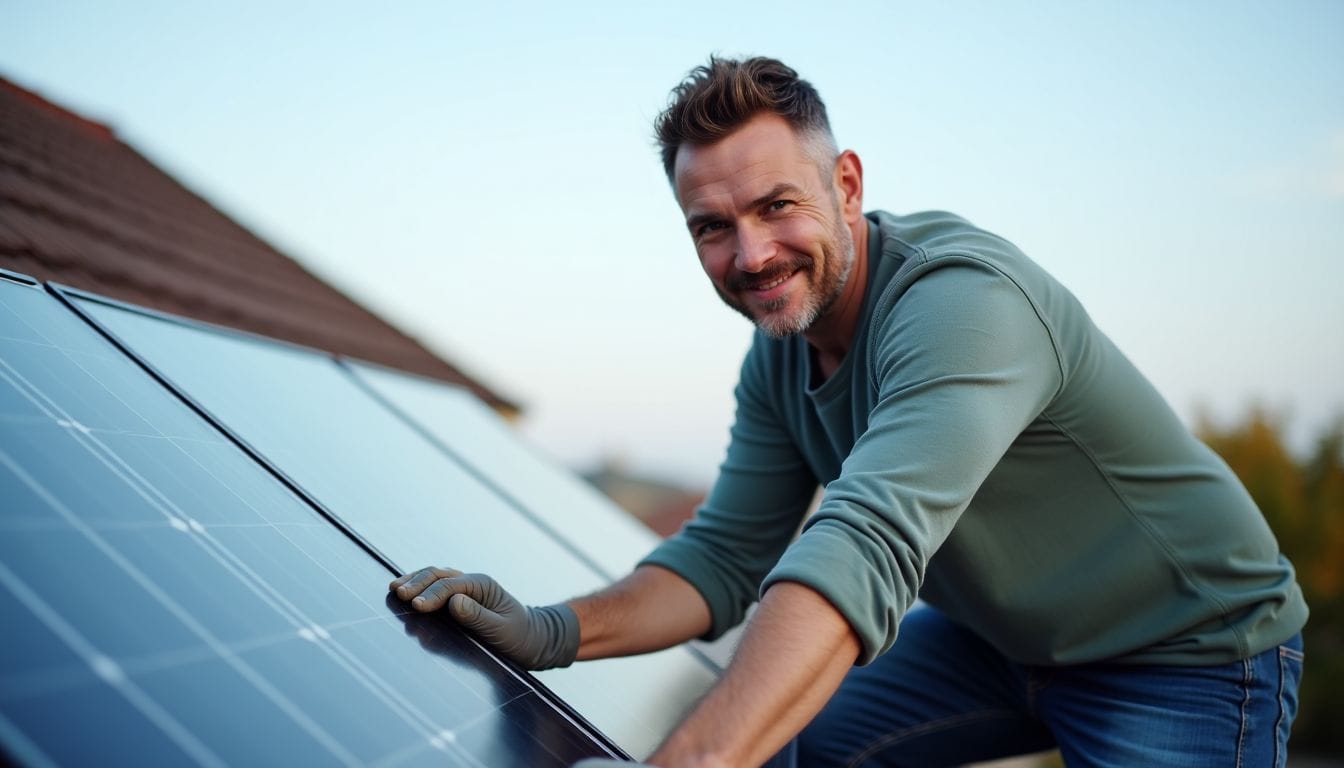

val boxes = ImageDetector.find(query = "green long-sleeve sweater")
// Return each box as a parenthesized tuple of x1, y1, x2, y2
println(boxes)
(642, 210, 1307, 666)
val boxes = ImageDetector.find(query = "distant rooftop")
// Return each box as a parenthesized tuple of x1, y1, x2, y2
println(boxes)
(0, 75, 517, 415)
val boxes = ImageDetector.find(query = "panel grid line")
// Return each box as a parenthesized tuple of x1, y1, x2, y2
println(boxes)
(0, 448, 364, 766)
(0, 711, 59, 768)
(0, 556, 226, 768)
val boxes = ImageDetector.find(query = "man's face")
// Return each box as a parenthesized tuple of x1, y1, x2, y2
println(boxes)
(674, 113, 855, 339)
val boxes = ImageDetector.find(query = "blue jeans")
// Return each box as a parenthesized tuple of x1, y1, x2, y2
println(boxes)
(773, 606, 1303, 767)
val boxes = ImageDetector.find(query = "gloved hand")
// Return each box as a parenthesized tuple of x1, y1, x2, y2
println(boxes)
(389, 567, 580, 670)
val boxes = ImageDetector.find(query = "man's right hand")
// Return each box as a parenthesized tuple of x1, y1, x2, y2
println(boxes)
(389, 567, 580, 671)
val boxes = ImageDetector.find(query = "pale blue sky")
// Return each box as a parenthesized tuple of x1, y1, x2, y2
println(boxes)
(4, 0, 1341, 485)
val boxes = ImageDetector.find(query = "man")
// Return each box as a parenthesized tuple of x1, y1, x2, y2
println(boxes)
(391, 57, 1307, 767)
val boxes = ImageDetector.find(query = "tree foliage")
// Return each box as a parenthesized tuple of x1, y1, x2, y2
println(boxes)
(1197, 407, 1344, 755)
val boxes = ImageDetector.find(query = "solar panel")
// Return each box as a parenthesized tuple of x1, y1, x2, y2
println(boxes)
(0, 275, 617, 766)
(70, 290, 720, 758)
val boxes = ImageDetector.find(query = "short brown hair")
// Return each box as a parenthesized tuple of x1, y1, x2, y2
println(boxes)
(654, 55, 836, 181)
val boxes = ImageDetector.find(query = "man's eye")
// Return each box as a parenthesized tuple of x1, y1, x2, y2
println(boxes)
(697, 221, 727, 237)
(767, 200, 792, 212)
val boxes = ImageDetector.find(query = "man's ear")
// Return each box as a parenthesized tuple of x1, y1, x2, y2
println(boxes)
(833, 149, 864, 224)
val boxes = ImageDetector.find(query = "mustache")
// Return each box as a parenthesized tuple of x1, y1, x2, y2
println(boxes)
(727, 255, 813, 292)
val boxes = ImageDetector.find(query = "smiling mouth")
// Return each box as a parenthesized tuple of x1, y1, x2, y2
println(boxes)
(749, 272, 795, 292)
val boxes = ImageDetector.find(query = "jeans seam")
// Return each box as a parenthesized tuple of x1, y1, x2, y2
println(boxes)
(845, 709, 1018, 768)
(1273, 647, 1296, 768)
(1235, 656, 1253, 768)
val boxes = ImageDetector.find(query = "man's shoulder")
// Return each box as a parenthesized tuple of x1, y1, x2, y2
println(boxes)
(867, 208, 977, 233)
(863, 209, 1072, 347)
(864, 210, 1014, 303)
(867, 209, 1024, 265)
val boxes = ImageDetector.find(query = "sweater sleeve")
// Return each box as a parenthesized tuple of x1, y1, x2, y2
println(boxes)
(762, 260, 1062, 664)
(638, 341, 819, 640)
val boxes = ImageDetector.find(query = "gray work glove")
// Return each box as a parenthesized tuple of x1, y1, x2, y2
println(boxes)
(389, 567, 580, 670)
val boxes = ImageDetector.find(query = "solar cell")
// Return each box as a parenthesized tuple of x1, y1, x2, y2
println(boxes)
(71, 290, 720, 758)
(0, 276, 615, 766)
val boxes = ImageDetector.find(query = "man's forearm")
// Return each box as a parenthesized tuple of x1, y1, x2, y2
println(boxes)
(649, 581, 859, 768)
(570, 564, 713, 660)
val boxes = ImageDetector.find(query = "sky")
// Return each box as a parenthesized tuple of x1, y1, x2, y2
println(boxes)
(3, 0, 1341, 487)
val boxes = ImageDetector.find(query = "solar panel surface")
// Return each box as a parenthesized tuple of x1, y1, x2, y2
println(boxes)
(73, 291, 720, 758)
(346, 361, 662, 579)
(0, 276, 614, 766)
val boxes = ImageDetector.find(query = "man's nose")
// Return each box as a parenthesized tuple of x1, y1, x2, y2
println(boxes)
(733, 223, 777, 273)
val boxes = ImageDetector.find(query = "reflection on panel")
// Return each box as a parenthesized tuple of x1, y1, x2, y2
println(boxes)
(348, 361, 661, 578)
(77, 295, 719, 758)
(0, 278, 611, 766)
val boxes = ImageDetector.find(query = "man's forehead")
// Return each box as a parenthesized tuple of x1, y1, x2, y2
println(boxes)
(673, 114, 820, 209)
(679, 165, 792, 211)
